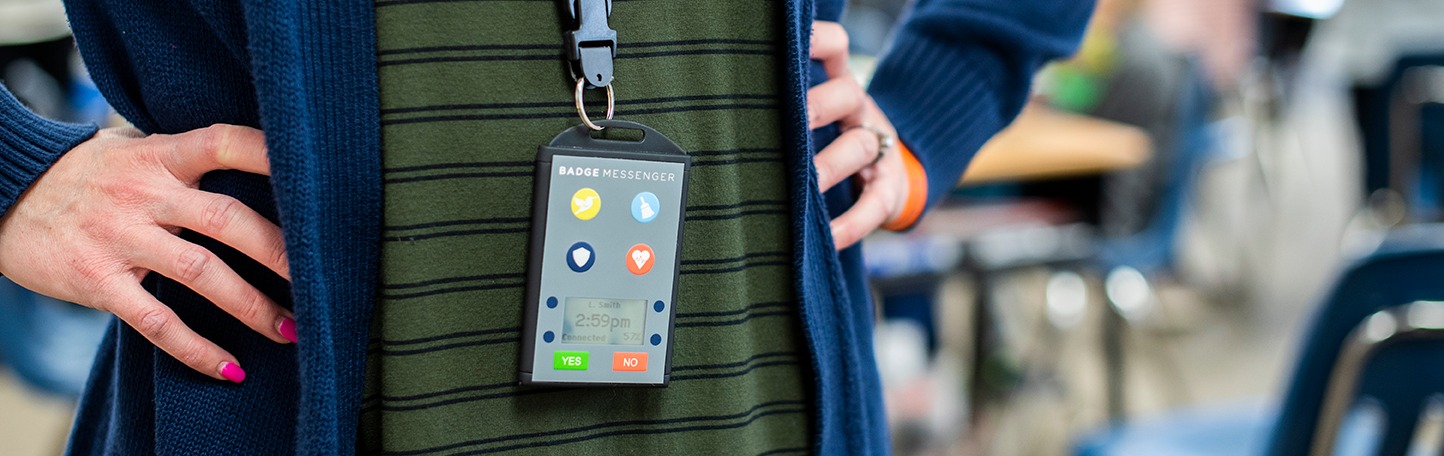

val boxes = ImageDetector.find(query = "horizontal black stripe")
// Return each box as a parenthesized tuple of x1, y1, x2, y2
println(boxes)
(375, 335, 517, 356)
(679, 251, 787, 266)
(384, 328, 521, 349)
(623, 48, 775, 59)
(382, 102, 776, 126)
(669, 351, 795, 372)
(379, 43, 551, 56)
(680, 259, 789, 275)
(380, 53, 556, 66)
(758, 447, 810, 456)
(380, 39, 773, 57)
(366, 386, 557, 413)
(687, 147, 779, 158)
(383, 93, 775, 116)
(684, 208, 788, 222)
(381, 280, 525, 300)
(676, 301, 788, 319)
(384, 160, 532, 174)
(376, 326, 520, 348)
(691, 156, 783, 167)
(686, 199, 786, 212)
(383, 400, 806, 455)
(383, 272, 526, 290)
(379, 48, 773, 67)
(382, 169, 533, 184)
(687, 147, 777, 158)
(457, 408, 807, 455)
(676, 310, 790, 328)
(373, 380, 515, 403)
(383, 225, 529, 242)
(385, 216, 530, 233)
(670, 360, 798, 381)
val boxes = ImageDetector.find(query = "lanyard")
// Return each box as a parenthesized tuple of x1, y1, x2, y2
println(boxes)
(521, 1, 691, 387)
(561, 0, 617, 130)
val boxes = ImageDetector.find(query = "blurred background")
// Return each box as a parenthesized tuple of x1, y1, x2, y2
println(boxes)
(1, 0, 113, 455)
(4, 0, 1444, 454)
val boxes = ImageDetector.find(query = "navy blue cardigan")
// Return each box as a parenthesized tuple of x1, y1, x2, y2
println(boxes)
(0, 0, 1089, 453)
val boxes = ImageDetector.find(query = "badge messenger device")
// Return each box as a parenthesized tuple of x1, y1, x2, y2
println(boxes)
(520, 120, 690, 386)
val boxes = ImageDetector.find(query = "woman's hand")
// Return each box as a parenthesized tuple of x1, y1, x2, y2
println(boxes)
(810, 22, 912, 250)
(0, 125, 294, 383)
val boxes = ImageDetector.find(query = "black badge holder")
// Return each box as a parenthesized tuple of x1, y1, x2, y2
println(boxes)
(518, 0, 691, 387)
(520, 121, 690, 387)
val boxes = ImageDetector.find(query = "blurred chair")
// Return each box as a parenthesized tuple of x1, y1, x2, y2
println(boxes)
(1388, 62, 1444, 222)
(1076, 224, 1444, 456)
(1088, 55, 1216, 420)
(1353, 54, 1444, 222)
(1092, 59, 1213, 278)
(0, 278, 108, 397)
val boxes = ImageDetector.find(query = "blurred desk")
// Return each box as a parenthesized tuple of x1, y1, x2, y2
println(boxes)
(959, 104, 1153, 184)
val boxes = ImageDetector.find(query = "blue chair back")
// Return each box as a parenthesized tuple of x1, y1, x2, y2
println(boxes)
(1268, 225, 1444, 455)
(1357, 54, 1444, 200)
(1096, 60, 1214, 274)
(1417, 102, 1444, 219)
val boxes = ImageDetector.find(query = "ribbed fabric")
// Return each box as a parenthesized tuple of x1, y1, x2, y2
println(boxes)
(0, 89, 94, 215)
(238, 1, 383, 454)
(0, 0, 1091, 453)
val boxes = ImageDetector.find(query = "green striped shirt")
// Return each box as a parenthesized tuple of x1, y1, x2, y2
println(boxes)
(360, 0, 812, 454)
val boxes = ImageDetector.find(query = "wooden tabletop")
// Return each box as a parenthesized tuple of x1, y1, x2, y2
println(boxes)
(958, 103, 1153, 185)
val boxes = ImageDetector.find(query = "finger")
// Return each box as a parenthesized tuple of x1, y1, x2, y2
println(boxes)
(810, 21, 850, 78)
(130, 230, 293, 344)
(831, 188, 893, 250)
(103, 282, 245, 382)
(814, 128, 881, 192)
(807, 76, 865, 130)
(163, 124, 270, 182)
(162, 190, 289, 280)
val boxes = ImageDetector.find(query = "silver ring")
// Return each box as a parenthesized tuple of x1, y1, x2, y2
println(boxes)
(848, 124, 895, 166)
(574, 77, 615, 131)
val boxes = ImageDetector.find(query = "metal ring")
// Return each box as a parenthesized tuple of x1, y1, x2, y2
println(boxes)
(574, 77, 615, 131)
(848, 124, 895, 166)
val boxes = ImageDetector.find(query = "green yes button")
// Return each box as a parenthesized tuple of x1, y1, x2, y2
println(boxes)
(553, 351, 589, 370)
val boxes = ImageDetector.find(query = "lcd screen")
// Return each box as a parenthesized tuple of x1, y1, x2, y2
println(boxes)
(561, 298, 647, 345)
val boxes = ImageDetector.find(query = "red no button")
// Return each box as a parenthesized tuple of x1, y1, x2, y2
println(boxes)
(612, 352, 648, 372)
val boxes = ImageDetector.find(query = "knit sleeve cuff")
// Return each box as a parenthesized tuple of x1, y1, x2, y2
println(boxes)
(0, 87, 97, 215)
(868, 27, 1027, 212)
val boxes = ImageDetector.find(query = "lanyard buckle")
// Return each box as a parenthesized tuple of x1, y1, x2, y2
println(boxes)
(562, 0, 616, 89)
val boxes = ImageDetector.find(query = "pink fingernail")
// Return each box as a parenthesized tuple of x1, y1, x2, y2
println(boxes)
(220, 362, 246, 383)
(278, 317, 297, 343)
